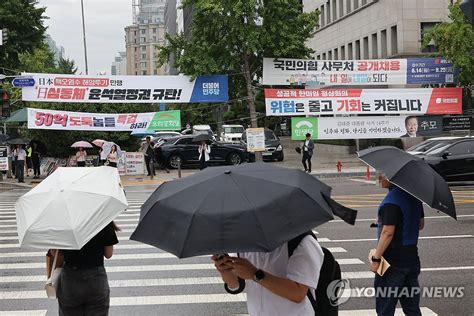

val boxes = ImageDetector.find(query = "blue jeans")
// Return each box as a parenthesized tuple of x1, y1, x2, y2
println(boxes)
(374, 261, 421, 316)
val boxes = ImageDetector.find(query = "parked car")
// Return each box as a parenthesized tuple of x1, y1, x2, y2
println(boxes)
(419, 138, 474, 182)
(158, 135, 250, 169)
(220, 125, 244, 143)
(241, 128, 284, 162)
(406, 137, 462, 155)
(150, 131, 182, 143)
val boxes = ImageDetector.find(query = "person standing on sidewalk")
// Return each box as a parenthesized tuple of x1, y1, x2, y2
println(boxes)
(301, 133, 314, 173)
(31, 143, 41, 179)
(106, 145, 118, 168)
(14, 145, 26, 183)
(370, 173, 425, 316)
(76, 147, 87, 167)
(143, 136, 156, 177)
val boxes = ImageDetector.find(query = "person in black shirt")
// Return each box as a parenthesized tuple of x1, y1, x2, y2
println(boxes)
(56, 222, 119, 316)
(370, 174, 425, 316)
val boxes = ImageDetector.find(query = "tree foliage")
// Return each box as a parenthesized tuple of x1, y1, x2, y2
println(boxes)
(0, 0, 47, 70)
(422, 1, 473, 109)
(159, 0, 319, 130)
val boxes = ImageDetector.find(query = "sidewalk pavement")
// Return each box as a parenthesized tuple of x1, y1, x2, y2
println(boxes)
(0, 162, 374, 190)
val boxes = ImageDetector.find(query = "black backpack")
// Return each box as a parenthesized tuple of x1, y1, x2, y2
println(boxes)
(288, 231, 341, 316)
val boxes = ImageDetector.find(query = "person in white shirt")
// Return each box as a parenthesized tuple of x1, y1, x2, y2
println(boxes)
(198, 141, 211, 170)
(99, 147, 108, 166)
(14, 145, 27, 183)
(212, 235, 324, 316)
(107, 145, 118, 168)
(76, 147, 87, 167)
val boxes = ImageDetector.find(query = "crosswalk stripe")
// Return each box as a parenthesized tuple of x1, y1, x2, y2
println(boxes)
(319, 234, 473, 242)
(339, 308, 437, 316)
(0, 311, 47, 316)
(0, 258, 363, 271)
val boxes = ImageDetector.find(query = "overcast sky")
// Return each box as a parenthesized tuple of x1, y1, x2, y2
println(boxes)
(38, 0, 132, 75)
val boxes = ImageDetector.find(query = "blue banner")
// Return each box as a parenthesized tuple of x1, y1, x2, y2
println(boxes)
(407, 58, 457, 84)
(190, 75, 229, 103)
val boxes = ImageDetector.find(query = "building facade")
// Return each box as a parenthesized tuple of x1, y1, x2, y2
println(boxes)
(164, 0, 178, 74)
(45, 34, 65, 64)
(303, 0, 451, 60)
(125, 0, 167, 75)
(111, 52, 127, 75)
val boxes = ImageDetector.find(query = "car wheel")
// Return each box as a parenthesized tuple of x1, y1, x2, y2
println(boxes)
(227, 152, 242, 165)
(277, 154, 284, 162)
(168, 154, 183, 169)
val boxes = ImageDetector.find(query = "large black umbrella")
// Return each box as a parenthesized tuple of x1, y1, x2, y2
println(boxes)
(0, 134, 10, 144)
(130, 163, 357, 258)
(358, 146, 456, 219)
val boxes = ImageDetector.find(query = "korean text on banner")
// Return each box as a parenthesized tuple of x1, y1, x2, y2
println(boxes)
(21, 73, 228, 103)
(265, 88, 462, 116)
(0, 147, 8, 171)
(308, 116, 443, 140)
(262, 58, 457, 86)
(27, 108, 181, 132)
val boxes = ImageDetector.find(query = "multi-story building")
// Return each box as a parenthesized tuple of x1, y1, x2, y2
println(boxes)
(111, 52, 127, 75)
(303, 0, 451, 60)
(125, 0, 167, 75)
(45, 34, 65, 64)
(164, 0, 178, 74)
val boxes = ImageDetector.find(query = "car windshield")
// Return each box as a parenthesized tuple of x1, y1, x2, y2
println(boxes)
(224, 127, 244, 133)
(407, 140, 437, 152)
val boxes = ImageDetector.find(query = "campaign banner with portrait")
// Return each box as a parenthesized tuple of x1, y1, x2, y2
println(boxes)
(291, 116, 442, 140)
(27, 108, 181, 132)
(263, 57, 457, 86)
(21, 73, 228, 103)
(265, 88, 462, 116)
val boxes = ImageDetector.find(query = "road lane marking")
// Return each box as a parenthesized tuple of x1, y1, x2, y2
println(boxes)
(0, 311, 47, 315)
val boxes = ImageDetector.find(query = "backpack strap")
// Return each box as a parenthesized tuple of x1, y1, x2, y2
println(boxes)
(287, 231, 318, 313)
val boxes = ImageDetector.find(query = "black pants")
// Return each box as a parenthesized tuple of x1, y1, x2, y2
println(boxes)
(302, 152, 312, 172)
(58, 266, 110, 316)
(32, 157, 40, 176)
(15, 160, 24, 182)
(77, 161, 86, 167)
(200, 155, 208, 170)
(145, 155, 155, 175)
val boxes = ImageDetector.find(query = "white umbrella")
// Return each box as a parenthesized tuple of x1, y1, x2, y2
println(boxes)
(15, 166, 128, 249)
(71, 140, 93, 148)
(102, 141, 123, 158)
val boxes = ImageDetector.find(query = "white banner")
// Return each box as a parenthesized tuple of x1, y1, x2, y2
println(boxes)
(21, 73, 228, 103)
(265, 88, 462, 116)
(246, 128, 266, 152)
(263, 57, 456, 86)
(124, 152, 145, 175)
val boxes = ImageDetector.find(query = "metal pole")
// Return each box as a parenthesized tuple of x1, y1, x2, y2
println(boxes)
(80, 0, 89, 75)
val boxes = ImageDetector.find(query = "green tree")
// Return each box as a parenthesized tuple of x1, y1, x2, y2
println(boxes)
(0, 0, 47, 69)
(422, 0, 474, 109)
(159, 0, 319, 133)
(56, 57, 78, 74)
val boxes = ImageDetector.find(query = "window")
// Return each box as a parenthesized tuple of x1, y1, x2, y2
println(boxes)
(334, 48, 338, 60)
(322, 52, 327, 60)
(326, 1, 331, 24)
(448, 141, 474, 155)
(421, 22, 439, 53)
(140, 37, 146, 43)
(134, 47, 138, 52)
(391, 25, 398, 55)
(353, 0, 359, 10)
(355, 40, 361, 59)
(140, 62, 147, 68)
(340, 45, 346, 59)
(339, 0, 344, 17)
(371, 33, 378, 58)
(133, 31, 137, 36)
(142, 70, 147, 75)
(348, 42, 353, 59)
(332, 0, 337, 21)
(153, 36, 157, 42)
(328, 51, 332, 60)
(346, 0, 352, 14)
(154, 69, 158, 75)
(153, 28, 157, 33)
(362, 0, 367, 5)
(381, 29, 387, 57)
(320, 5, 325, 27)
(141, 46, 146, 51)
(141, 53, 147, 59)
(317, 55, 321, 60)
(363, 36, 369, 59)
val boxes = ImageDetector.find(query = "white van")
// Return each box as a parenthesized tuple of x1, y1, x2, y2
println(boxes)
(220, 125, 244, 143)
(192, 125, 215, 140)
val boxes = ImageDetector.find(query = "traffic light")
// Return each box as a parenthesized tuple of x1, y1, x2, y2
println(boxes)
(0, 90, 10, 118)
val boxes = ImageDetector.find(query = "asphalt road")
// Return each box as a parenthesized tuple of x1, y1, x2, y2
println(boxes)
(0, 178, 472, 315)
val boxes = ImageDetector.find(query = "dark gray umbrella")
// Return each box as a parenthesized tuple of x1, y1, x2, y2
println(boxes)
(192, 134, 211, 143)
(130, 163, 357, 258)
(358, 146, 456, 219)
(6, 138, 30, 145)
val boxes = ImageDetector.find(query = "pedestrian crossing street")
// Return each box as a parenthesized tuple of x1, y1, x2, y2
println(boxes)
(0, 188, 442, 315)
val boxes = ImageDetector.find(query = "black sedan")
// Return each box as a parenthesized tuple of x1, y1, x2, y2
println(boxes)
(157, 136, 250, 169)
(241, 128, 284, 162)
(419, 138, 474, 182)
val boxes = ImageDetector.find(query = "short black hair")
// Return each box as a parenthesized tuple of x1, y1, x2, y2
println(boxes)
(305, 133, 311, 137)
(405, 116, 417, 125)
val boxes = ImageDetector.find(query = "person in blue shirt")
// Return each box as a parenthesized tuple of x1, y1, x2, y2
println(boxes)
(370, 173, 425, 316)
